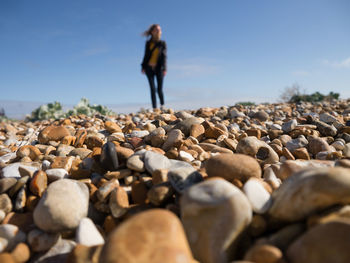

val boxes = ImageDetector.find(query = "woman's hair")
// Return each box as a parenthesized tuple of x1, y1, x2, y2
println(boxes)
(142, 24, 160, 38)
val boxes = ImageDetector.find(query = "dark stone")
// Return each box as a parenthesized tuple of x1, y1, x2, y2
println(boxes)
(100, 142, 119, 171)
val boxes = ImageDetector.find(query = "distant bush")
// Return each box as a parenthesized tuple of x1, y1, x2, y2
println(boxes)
(66, 98, 114, 117)
(280, 83, 340, 103)
(235, 101, 256, 106)
(29, 101, 66, 121)
(290, 91, 340, 103)
(28, 98, 115, 121)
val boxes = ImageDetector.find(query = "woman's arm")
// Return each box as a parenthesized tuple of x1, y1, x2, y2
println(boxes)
(141, 41, 149, 72)
(162, 41, 167, 75)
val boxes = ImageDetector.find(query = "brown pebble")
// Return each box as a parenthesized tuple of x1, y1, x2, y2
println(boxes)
(29, 170, 48, 197)
(131, 180, 148, 204)
(244, 244, 283, 263)
(11, 243, 31, 263)
(0, 253, 16, 263)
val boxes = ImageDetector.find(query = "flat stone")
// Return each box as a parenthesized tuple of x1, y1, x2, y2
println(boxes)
(75, 217, 104, 246)
(33, 179, 89, 233)
(181, 178, 252, 263)
(99, 209, 194, 263)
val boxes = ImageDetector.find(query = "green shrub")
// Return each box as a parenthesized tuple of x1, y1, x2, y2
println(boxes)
(28, 98, 114, 121)
(235, 101, 256, 106)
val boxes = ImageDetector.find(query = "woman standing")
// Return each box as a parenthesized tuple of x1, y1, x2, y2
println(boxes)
(141, 24, 167, 110)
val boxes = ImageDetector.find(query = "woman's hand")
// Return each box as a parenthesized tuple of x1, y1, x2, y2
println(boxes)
(142, 69, 145, 74)
(163, 71, 167, 76)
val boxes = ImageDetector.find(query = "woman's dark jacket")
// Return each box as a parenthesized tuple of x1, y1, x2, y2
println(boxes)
(141, 40, 167, 72)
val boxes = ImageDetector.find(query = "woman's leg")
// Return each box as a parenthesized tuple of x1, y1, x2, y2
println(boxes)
(145, 68, 157, 108)
(156, 71, 164, 106)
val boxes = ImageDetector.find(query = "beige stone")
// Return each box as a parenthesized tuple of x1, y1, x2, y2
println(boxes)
(269, 167, 350, 222)
(181, 178, 252, 263)
(99, 209, 194, 263)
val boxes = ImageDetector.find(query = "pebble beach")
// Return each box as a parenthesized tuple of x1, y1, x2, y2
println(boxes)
(1, 99, 350, 263)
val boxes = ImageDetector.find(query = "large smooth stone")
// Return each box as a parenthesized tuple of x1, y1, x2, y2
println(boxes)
(181, 178, 252, 263)
(287, 220, 350, 263)
(205, 153, 261, 183)
(33, 179, 89, 233)
(99, 209, 194, 263)
(269, 167, 350, 222)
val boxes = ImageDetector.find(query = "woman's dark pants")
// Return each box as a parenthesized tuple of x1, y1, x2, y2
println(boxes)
(145, 66, 164, 109)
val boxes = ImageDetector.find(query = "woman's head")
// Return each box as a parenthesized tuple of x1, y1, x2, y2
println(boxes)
(143, 24, 162, 40)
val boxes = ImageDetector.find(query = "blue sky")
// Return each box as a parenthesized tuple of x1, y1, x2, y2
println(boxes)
(1, 0, 350, 111)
